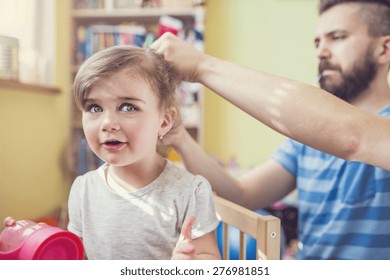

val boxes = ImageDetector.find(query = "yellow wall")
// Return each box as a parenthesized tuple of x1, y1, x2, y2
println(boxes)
(203, 0, 319, 168)
(0, 1, 71, 224)
(2, 1, 383, 223)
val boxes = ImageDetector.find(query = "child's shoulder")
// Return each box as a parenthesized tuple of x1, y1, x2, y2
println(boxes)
(72, 164, 105, 186)
(164, 160, 211, 189)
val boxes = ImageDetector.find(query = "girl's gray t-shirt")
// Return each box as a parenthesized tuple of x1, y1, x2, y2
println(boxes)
(67, 160, 219, 260)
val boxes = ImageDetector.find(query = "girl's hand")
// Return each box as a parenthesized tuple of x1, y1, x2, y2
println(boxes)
(171, 216, 196, 260)
(3, 217, 16, 227)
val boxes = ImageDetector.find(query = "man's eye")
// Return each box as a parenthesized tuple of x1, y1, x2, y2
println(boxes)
(86, 104, 102, 113)
(120, 103, 138, 112)
(332, 34, 346, 41)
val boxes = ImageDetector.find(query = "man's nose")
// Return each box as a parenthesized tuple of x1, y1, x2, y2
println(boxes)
(316, 41, 331, 60)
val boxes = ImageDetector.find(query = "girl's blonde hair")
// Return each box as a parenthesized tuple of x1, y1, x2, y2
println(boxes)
(73, 45, 181, 136)
(74, 45, 178, 110)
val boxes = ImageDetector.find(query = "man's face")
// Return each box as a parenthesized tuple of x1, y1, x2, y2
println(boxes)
(314, 3, 378, 102)
(318, 46, 377, 102)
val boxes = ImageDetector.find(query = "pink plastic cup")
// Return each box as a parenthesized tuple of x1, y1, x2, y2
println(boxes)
(0, 218, 84, 260)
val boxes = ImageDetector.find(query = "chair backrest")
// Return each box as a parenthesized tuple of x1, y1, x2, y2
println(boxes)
(214, 194, 281, 260)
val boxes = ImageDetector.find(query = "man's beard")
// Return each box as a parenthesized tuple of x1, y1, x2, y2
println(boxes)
(318, 49, 377, 102)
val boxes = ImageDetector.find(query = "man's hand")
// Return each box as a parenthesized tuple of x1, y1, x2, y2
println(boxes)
(159, 120, 189, 150)
(151, 33, 205, 83)
(171, 216, 197, 260)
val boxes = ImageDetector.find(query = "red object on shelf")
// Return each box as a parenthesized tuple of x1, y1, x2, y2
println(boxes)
(157, 15, 183, 37)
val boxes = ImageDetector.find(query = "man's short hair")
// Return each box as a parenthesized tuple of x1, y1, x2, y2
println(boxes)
(319, 0, 390, 13)
(319, 0, 390, 37)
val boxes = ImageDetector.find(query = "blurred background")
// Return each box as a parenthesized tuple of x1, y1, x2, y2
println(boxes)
(0, 0, 319, 228)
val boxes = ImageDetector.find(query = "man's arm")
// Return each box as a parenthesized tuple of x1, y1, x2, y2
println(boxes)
(168, 125, 295, 210)
(152, 33, 390, 170)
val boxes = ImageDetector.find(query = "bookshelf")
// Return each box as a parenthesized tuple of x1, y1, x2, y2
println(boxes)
(69, 0, 205, 179)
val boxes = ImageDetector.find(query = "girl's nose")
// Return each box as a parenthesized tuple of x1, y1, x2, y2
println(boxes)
(101, 112, 120, 132)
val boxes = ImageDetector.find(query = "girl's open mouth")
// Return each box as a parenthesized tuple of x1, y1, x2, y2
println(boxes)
(102, 140, 127, 151)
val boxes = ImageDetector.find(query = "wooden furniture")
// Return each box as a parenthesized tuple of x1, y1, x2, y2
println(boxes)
(214, 194, 281, 260)
(0, 78, 61, 95)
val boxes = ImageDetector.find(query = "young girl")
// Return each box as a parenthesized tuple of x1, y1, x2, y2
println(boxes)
(68, 45, 221, 260)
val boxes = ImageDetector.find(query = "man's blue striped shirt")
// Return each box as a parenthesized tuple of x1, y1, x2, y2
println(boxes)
(272, 106, 390, 260)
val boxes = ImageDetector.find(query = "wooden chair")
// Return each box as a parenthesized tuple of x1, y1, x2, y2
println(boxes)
(214, 194, 281, 260)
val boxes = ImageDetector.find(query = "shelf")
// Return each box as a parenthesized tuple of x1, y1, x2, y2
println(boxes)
(0, 78, 61, 95)
(72, 7, 195, 23)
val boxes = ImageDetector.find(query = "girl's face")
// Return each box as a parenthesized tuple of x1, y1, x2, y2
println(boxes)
(82, 69, 172, 167)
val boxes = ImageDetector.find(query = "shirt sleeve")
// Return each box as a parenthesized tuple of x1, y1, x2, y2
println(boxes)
(67, 176, 83, 237)
(271, 138, 301, 176)
(186, 175, 219, 239)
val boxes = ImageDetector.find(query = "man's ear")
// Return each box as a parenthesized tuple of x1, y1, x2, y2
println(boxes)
(376, 35, 390, 65)
(159, 107, 177, 138)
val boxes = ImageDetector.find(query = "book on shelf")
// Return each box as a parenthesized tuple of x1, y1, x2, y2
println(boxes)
(74, 0, 196, 10)
(78, 137, 104, 175)
(74, 0, 105, 9)
(74, 10, 201, 66)
(76, 24, 149, 65)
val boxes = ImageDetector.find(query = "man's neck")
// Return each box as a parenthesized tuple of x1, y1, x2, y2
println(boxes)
(349, 78, 390, 113)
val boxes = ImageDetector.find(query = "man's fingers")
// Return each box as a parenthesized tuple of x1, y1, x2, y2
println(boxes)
(149, 38, 160, 50)
(150, 32, 174, 51)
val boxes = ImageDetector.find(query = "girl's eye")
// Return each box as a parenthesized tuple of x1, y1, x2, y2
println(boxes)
(86, 104, 102, 113)
(120, 103, 138, 112)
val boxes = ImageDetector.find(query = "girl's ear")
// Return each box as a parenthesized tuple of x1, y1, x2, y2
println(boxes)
(159, 107, 177, 139)
(376, 35, 390, 65)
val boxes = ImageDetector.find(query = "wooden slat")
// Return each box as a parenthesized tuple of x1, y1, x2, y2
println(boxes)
(239, 231, 246, 260)
(223, 223, 229, 260)
(214, 194, 281, 260)
(214, 195, 260, 238)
